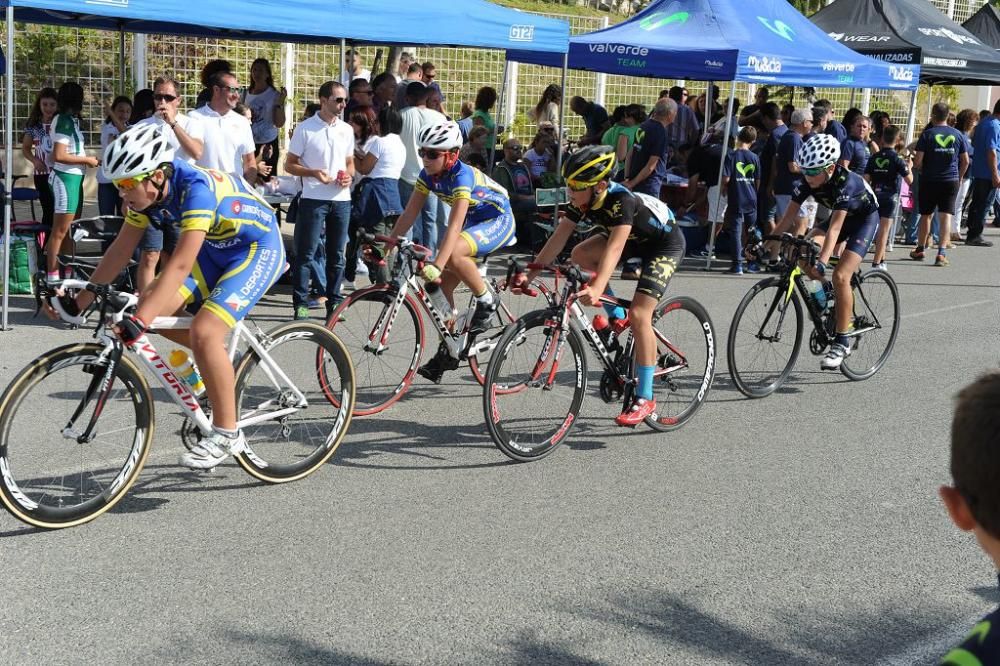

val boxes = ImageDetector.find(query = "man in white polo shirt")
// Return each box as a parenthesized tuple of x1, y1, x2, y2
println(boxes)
(284, 80, 355, 321)
(191, 70, 257, 183)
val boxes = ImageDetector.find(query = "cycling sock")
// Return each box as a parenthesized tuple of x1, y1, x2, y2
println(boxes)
(212, 425, 239, 439)
(475, 289, 493, 305)
(637, 365, 655, 401)
(834, 333, 851, 347)
(47, 270, 60, 282)
(602, 287, 627, 320)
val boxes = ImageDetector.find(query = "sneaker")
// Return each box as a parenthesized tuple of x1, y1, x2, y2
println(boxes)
(469, 296, 500, 335)
(307, 296, 328, 309)
(180, 430, 246, 470)
(615, 397, 657, 427)
(294, 305, 311, 320)
(934, 254, 949, 267)
(872, 262, 888, 272)
(909, 248, 925, 261)
(727, 265, 743, 275)
(820, 342, 851, 370)
(416, 343, 459, 384)
(745, 262, 761, 274)
(355, 258, 369, 276)
(965, 237, 994, 247)
(326, 302, 346, 323)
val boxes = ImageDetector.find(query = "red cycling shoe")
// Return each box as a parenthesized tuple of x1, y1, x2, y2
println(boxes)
(615, 397, 657, 427)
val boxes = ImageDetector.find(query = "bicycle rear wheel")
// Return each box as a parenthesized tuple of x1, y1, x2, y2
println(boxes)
(643, 296, 716, 432)
(483, 310, 587, 462)
(727, 277, 804, 398)
(840, 270, 900, 381)
(327, 285, 424, 415)
(0, 343, 153, 529)
(233, 321, 355, 483)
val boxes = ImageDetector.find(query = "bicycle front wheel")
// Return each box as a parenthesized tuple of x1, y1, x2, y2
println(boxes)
(233, 322, 355, 483)
(0, 343, 153, 529)
(644, 296, 717, 432)
(327, 285, 424, 415)
(483, 310, 587, 462)
(468, 280, 550, 385)
(840, 270, 900, 381)
(727, 277, 804, 398)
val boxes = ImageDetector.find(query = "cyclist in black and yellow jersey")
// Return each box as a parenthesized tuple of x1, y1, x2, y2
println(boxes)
(518, 145, 685, 427)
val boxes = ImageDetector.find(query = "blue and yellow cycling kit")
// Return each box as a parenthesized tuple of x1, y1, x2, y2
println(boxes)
(415, 160, 516, 256)
(124, 160, 285, 326)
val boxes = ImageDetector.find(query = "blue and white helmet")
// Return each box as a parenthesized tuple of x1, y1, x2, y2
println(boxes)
(417, 121, 463, 150)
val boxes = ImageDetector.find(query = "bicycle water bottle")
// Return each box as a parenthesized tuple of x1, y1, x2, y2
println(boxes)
(425, 282, 454, 320)
(807, 280, 827, 311)
(168, 349, 206, 397)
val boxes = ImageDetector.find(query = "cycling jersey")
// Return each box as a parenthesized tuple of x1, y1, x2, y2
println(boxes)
(792, 165, 878, 218)
(941, 605, 1000, 665)
(124, 159, 285, 326)
(864, 149, 910, 195)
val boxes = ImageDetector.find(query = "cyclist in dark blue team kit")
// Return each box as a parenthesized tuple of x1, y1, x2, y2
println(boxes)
(766, 133, 880, 371)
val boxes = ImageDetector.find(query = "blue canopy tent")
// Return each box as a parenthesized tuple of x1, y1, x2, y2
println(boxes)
(0, 0, 571, 329)
(506, 0, 920, 268)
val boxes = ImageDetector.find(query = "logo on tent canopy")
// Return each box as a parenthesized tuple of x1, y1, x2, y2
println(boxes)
(747, 56, 782, 74)
(917, 27, 979, 45)
(639, 11, 690, 31)
(758, 18, 795, 42)
(888, 65, 915, 82)
(510, 25, 535, 42)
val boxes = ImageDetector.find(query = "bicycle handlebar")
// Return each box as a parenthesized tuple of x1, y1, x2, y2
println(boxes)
(45, 278, 137, 327)
(763, 233, 822, 261)
(356, 230, 430, 262)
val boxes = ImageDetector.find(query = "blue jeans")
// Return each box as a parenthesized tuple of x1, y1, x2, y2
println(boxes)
(398, 179, 438, 251)
(293, 198, 350, 307)
(966, 178, 999, 241)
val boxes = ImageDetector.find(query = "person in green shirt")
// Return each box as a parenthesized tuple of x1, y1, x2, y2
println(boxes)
(602, 103, 644, 176)
(471, 86, 498, 155)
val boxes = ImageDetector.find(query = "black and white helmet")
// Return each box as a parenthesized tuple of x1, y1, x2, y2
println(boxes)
(102, 123, 175, 181)
(417, 121, 463, 150)
(796, 133, 841, 170)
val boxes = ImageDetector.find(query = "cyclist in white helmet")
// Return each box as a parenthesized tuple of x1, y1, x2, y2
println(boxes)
(768, 132, 881, 370)
(50, 123, 285, 469)
(389, 120, 516, 383)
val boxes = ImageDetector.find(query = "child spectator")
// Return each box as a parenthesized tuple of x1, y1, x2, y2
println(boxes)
(721, 127, 761, 274)
(864, 125, 912, 271)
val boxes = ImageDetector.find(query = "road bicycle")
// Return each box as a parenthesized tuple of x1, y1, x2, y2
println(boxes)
(727, 234, 901, 398)
(326, 232, 550, 416)
(0, 279, 355, 529)
(482, 260, 716, 462)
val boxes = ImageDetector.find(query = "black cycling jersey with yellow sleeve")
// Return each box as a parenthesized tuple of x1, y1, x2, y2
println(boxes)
(563, 182, 679, 246)
(941, 605, 1000, 665)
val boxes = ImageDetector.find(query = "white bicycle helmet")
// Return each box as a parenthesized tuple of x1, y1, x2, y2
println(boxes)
(417, 121, 463, 150)
(102, 123, 175, 181)
(797, 133, 841, 170)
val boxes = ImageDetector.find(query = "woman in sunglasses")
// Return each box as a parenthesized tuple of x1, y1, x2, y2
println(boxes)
(770, 133, 880, 371)
(516, 145, 686, 427)
(63, 124, 285, 471)
(388, 121, 516, 383)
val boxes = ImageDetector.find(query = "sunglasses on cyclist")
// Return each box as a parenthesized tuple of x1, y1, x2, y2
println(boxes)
(418, 148, 444, 160)
(801, 166, 829, 177)
(153, 94, 178, 103)
(566, 180, 593, 192)
(113, 172, 153, 191)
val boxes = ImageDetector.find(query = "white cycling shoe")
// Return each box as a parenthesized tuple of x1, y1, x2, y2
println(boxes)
(820, 342, 851, 370)
(180, 430, 246, 470)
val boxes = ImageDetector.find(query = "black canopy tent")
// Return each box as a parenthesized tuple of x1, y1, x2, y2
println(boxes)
(963, 3, 1000, 51)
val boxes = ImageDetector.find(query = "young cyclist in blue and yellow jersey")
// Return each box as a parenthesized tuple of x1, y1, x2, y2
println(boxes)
(389, 121, 517, 383)
(55, 124, 285, 470)
(518, 145, 686, 427)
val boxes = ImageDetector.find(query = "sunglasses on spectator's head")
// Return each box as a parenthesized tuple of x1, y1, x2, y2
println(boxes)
(153, 94, 178, 103)
(418, 148, 444, 160)
(113, 172, 153, 191)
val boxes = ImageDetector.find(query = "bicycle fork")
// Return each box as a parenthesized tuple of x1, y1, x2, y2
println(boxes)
(62, 337, 123, 444)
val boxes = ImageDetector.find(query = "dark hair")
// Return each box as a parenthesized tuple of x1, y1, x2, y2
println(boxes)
(405, 81, 430, 105)
(26, 87, 58, 127)
(931, 102, 950, 123)
(200, 59, 232, 88)
(421, 61, 436, 73)
(249, 57, 275, 92)
(407, 63, 422, 75)
(468, 126, 489, 143)
(881, 124, 900, 145)
(625, 104, 646, 124)
(956, 109, 978, 134)
(951, 371, 1000, 539)
(318, 80, 345, 100)
(760, 102, 780, 121)
(609, 105, 627, 125)
(842, 107, 864, 129)
(737, 126, 757, 144)
(474, 86, 498, 113)
(105, 95, 132, 125)
(378, 106, 403, 136)
(534, 84, 561, 121)
(56, 81, 85, 117)
(153, 76, 181, 96)
(350, 107, 379, 144)
(303, 102, 321, 119)
(130, 89, 155, 124)
(349, 77, 370, 94)
(208, 70, 235, 90)
(464, 152, 488, 171)
(371, 72, 393, 95)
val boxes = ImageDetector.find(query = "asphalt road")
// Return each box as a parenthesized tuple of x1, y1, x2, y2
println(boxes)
(0, 230, 998, 665)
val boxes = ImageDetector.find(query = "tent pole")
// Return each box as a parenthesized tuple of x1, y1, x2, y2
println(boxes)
(554, 52, 568, 179)
(849, 87, 856, 108)
(2, 5, 12, 331)
(118, 26, 126, 92)
(488, 58, 510, 169)
(339, 39, 347, 89)
(892, 88, 920, 254)
(904, 88, 918, 146)
(703, 80, 736, 271)
(702, 81, 713, 142)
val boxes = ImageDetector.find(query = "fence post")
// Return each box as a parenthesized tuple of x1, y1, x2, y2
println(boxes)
(132, 33, 147, 90)
(281, 42, 295, 160)
(505, 60, 519, 130)
(594, 17, 609, 108)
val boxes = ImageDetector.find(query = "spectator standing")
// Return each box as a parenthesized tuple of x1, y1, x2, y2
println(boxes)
(664, 86, 700, 161)
(394, 63, 423, 110)
(757, 102, 787, 237)
(395, 52, 414, 83)
(345, 77, 375, 117)
(195, 59, 232, 108)
(840, 114, 872, 175)
(570, 96, 609, 146)
(243, 58, 287, 183)
(721, 126, 761, 274)
(45, 81, 100, 282)
(471, 86, 498, 150)
(965, 100, 1000, 247)
(191, 70, 257, 183)
(817, 100, 847, 143)
(97, 95, 131, 218)
(912, 102, 969, 265)
(492, 138, 536, 249)
(342, 49, 371, 83)
(398, 81, 447, 250)
(421, 62, 446, 109)
(952, 109, 978, 240)
(740, 87, 769, 119)
(456, 100, 475, 142)
(427, 87, 448, 118)
(773, 108, 813, 233)
(865, 124, 912, 270)
(21, 87, 57, 228)
(371, 72, 396, 115)
(601, 105, 637, 175)
(284, 81, 355, 320)
(624, 98, 675, 197)
(531, 84, 561, 129)
(129, 89, 155, 125)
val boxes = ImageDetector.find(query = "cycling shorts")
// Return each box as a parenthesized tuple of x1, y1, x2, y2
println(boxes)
(628, 234, 686, 301)
(460, 211, 517, 257)
(50, 170, 82, 215)
(817, 210, 878, 260)
(179, 231, 286, 327)
(875, 192, 898, 219)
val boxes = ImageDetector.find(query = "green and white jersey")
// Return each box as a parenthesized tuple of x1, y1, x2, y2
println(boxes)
(50, 112, 87, 175)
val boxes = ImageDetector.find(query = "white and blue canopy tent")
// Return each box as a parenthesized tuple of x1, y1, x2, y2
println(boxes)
(0, 0, 571, 329)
